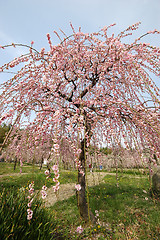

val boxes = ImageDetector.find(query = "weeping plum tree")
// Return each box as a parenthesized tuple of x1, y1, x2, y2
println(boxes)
(0, 23, 160, 222)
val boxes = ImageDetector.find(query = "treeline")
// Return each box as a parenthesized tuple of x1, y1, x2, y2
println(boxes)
(0, 124, 11, 145)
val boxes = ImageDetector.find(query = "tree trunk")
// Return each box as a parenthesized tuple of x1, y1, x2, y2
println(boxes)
(40, 157, 43, 170)
(77, 138, 96, 223)
(14, 157, 17, 171)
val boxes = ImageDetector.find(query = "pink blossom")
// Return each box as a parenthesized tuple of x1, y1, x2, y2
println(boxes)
(45, 170, 50, 175)
(27, 202, 32, 207)
(27, 182, 34, 220)
(29, 188, 34, 195)
(27, 209, 32, 214)
(53, 184, 60, 192)
(42, 185, 47, 191)
(1, 24, 160, 225)
(53, 177, 57, 182)
(95, 210, 99, 217)
(76, 225, 83, 234)
(54, 144, 59, 150)
(52, 165, 58, 171)
(52, 165, 60, 192)
(53, 174, 59, 180)
(76, 149, 82, 154)
(41, 190, 47, 199)
(46, 33, 51, 40)
(27, 214, 33, 220)
(79, 170, 85, 176)
(29, 182, 34, 189)
(27, 208, 33, 220)
(75, 184, 81, 191)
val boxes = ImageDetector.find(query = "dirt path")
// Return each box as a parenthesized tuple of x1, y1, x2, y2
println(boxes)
(44, 172, 108, 207)
(44, 172, 147, 207)
(0, 171, 147, 208)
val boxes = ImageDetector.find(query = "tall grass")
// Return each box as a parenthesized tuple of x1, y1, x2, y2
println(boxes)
(0, 188, 70, 240)
(0, 163, 78, 240)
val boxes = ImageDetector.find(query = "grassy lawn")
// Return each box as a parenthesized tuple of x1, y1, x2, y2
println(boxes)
(0, 162, 77, 192)
(1, 162, 160, 239)
(109, 167, 148, 176)
(0, 171, 77, 191)
(50, 174, 160, 239)
(0, 162, 44, 175)
(89, 175, 160, 239)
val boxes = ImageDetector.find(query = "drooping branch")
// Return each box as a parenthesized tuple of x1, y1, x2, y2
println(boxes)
(0, 99, 44, 153)
(1, 24, 160, 222)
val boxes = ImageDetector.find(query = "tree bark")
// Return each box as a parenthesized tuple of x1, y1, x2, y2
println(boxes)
(77, 138, 96, 223)
(40, 157, 43, 170)
(14, 157, 17, 171)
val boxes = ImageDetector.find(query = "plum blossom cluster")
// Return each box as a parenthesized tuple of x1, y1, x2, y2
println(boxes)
(51, 138, 60, 157)
(76, 225, 83, 234)
(0, 23, 160, 222)
(75, 184, 81, 191)
(52, 165, 60, 192)
(0, 23, 160, 165)
(75, 149, 85, 176)
(95, 210, 101, 225)
(27, 208, 33, 221)
(44, 163, 60, 194)
(45, 169, 50, 179)
(41, 185, 47, 199)
(75, 158, 85, 176)
(27, 181, 34, 220)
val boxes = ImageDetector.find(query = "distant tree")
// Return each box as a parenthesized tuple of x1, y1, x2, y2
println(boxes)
(0, 23, 160, 222)
(100, 147, 112, 155)
(0, 124, 11, 145)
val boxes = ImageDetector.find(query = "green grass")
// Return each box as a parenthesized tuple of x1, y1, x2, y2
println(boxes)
(89, 175, 160, 239)
(109, 167, 148, 176)
(0, 162, 77, 192)
(94, 167, 148, 176)
(0, 162, 44, 175)
(50, 174, 160, 239)
(0, 171, 77, 192)
(1, 163, 160, 239)
(0, 188, 71, 240)
(0, 163, 78, 240)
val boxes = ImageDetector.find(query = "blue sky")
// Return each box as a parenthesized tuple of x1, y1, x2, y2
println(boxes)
(0, 0, 160, 84)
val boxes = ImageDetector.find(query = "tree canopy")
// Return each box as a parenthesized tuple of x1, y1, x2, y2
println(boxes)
(0, 124, 10, 145)
(0, 23, 160, 160)
(0, 23, 160, 221)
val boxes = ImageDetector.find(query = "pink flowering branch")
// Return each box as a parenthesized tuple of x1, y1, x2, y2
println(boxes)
(41, 185, 47, 199)
(1, 23, 160, 222)
(0, 99, 44, 154)
(27, 181, 34, 220)
(52, 165, 60, 193)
